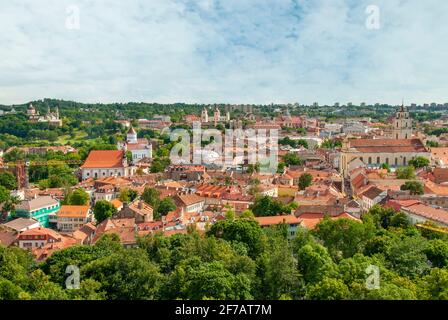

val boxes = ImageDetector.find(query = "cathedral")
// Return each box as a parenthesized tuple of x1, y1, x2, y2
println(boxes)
(27, 104, 62, 127)
(339, 105, 430, 177)
(201, 106, 230, 126)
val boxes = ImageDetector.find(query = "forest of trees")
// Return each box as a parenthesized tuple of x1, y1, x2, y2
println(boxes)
(1, 205, 447, 300)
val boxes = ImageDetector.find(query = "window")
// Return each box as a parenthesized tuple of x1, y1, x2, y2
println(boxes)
(386, 158, 389, 165)
(377, 157, 380, 164)
(368, 157, 372, 164)
(395, 158, 398, 166)
(403, 157, 407, 165)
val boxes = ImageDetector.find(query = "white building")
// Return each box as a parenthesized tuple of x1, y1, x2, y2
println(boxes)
(80, 150, 133, 180)
(117, 127, 152, 163)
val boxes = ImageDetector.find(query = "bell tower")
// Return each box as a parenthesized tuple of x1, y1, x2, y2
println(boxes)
(392, 104, 412, 139)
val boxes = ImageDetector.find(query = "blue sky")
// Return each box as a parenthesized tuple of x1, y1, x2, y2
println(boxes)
(1, 0, 447, 105)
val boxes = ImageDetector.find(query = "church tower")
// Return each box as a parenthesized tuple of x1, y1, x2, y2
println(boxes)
(127, 126, 138, 144)
(214, 106, 220, 126)
(392, 104, 412, 139)
(201, 107, 209, 123)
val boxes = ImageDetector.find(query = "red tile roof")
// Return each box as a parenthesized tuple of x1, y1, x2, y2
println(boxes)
(81, 150, 125, 169)
(349, 138, 428, 153)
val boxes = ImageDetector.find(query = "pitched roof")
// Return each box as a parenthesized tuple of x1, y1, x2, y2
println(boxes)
(2, 218, 39, 232)
(404, 203, 448, 226)
(361, 186, 385, 200)
(16, 196, 59, 211)
(175, 194, 204, 206)
(349, 138, 428, 153)
(255, 215, 301, 226)
(58, 205, 90, 218)
(81, 150, 125, 169)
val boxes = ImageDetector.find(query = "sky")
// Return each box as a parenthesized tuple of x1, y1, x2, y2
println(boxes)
(1, 0, 447, 106)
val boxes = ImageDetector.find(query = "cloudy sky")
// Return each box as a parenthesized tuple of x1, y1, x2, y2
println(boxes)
(1, 0, 447, 105)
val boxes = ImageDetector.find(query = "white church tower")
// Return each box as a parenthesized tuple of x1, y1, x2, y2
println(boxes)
(127, 126, 138, 144)
(392, 104, 412, 139)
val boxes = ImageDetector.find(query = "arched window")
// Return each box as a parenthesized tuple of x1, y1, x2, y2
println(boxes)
(377, 157, 380, 164)
(403, 157, 407, 165)
(395, 158, 398, 166)
(368, 157, 372, 164)
(386, 158, 389, 165)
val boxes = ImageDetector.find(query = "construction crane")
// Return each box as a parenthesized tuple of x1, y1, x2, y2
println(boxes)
(2, 159, 83, 189)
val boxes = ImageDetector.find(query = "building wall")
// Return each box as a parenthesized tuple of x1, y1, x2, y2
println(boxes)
(16, 203, 60, 228)
(340, 151, 430, 176)
(82, 167, 126, 180)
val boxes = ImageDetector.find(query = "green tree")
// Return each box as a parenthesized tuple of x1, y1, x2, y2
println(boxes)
(418, 268, 448, 300)
(82, 249, 162, 300)
(400, 181, 424, 195)
(282, 153, 303, 166)
(0, 172, 17, 190)
(93, 200, 117, 223)
(305, 277, 350, 300)
(207, 219, 264, 259)
(408, 156, 430, 168)
(156, 198, 176, 217)
(250, 196, 291, 217)
(141, 187, 161, 208)
(396, 166, 415, 179)
(298, 173, 313, 190)
(67, 188, 89, 205)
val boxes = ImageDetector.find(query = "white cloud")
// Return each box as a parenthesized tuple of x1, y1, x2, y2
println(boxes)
(0, 0, 447, 105)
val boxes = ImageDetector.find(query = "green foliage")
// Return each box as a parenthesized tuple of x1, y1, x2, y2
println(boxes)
(93, 200, 117, 223)
(250, 195, 293, 217)
(298, 173, 312, 190)
(282, 153, 303, 166)
(207, 219, 264, 259)
(396, 166, 415, 179)
(408, 156, 430, 168)
(400, 181, 424, 195)
(65, 188, 89, 205)
(0, 172, 17, 190)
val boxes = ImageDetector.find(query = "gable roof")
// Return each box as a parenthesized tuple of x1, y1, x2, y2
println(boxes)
(349, 138, 428, 153)
(81, 150, 125, 169)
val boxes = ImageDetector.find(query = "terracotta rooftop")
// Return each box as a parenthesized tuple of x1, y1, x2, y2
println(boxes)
(404, 203, 448, 226)
(58, 205, 90, 218)
(81, 150, 125, 169)
(255, 215, 301, 226)
(349, 138, 428, 153)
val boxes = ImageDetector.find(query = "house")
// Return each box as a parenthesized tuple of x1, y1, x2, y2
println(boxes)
(360, 186, 387, 212)
(174, 193, 205, 213)
(92, 218, 137, 248)
(80, 150, 133, 180)
(15, 196, 60, 227)
(297, 212, 361, 229)
(255, 215, 302, 239)
(17, 227, 64, 249)
(114, 200, 154, 223)
(57, 205, 92, 232)
(400, 203, 448, 227)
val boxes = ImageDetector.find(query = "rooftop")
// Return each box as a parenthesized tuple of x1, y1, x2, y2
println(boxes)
(81, 150, 125, 169)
